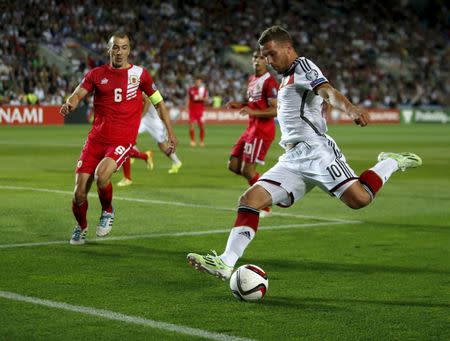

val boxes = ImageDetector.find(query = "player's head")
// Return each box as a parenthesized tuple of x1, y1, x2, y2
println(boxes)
(107, 32, 131, 69)
(252, 47, 268, 76)
(194, 76, 203, 87)
(258, 26, 297, 74)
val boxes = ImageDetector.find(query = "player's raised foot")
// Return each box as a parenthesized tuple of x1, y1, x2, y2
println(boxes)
(187, 250, 233, 281)
(377, 152, 422, 172)
(168, 162, 182, 174)
(145, 150, 154, 170)
(117, 177, 133, 187)
(190, 140, 196, 147)
(260, 207, 272, 218)
(96, 208, 115, 237)
(70, 226, 88, 245)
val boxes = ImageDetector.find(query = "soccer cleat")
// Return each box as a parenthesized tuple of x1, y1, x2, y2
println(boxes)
(96, 208, 115, 237)
(187, 250, 233, 280)
(117, 178, 133, 187)
(190, 141, 196, 147)
(145, 151, 154, 170)
(70, 226, 88, 245)
(168, 162, 182, 174)
(377, 152, 422, 172)
(199, 141, 205, 147)
(259, 207, 272, 218)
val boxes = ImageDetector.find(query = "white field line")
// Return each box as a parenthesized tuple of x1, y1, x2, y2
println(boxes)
(0, 185, 361, 224)
(0, 221, 359, 249)
(0, 290, 255, 341)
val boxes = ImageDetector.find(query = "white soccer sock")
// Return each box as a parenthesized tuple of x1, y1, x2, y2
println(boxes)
(370, 158, 399, 184)
(170, 153, 181, 165)
(220, 226, 255, 267)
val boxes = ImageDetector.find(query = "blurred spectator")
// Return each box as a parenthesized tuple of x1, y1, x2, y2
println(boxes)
(0, 0, 448, 107)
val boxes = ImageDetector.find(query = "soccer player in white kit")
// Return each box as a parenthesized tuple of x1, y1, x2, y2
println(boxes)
(117, 99, 182, 186)
(187, 26, 422, 280)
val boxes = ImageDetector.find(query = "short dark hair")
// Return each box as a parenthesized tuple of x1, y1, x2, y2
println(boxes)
(107, 32, 132, 49)
(258, 26, 293, 46)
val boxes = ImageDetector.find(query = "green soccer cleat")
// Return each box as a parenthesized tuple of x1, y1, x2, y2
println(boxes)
(70, 226, 88, 245)
(168, 162, 182, 174)
(377, 152, 422, 171)
(187, 250, 233, 280)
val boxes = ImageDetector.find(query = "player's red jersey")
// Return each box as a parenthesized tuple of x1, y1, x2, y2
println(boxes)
(81, 64, 157, 145)
(246, 72, 279, 140)
(188, 85, 208, 117)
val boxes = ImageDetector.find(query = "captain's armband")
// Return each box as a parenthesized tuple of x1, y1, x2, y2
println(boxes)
(149, 90, 163, 105)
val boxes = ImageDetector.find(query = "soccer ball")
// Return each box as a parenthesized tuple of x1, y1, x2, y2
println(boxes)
(229, 264, 268, 302)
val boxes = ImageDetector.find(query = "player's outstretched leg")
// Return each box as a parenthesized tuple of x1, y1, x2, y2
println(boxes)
(187, 250, 233, 280)
(377, 152, 422, 171)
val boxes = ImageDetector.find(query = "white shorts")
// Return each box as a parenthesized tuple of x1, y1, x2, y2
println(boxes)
(138, 110, 167, 144)
(257, 134, 358, 207)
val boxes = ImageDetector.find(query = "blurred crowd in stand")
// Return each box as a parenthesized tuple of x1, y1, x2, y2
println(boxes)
(0, 0, 448, 108)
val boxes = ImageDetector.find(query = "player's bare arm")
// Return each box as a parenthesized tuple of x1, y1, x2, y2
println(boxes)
(154, 100, 178, 151)
(316, 83, 369, 127)
(240, 98, 277, 118)
(59, 85, 89, 116)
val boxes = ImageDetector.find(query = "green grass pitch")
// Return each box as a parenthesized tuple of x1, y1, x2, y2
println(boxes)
(0, 123, 449, 340)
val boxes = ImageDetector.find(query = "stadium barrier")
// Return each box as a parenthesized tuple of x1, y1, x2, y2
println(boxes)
(0, 105, 64, 125)
(1, 106, 448, 126)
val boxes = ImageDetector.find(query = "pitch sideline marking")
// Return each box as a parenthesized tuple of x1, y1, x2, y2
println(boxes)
(0, 185, 360, 223)
(0, 290, 255, 341)
(0, 221, 360, 249)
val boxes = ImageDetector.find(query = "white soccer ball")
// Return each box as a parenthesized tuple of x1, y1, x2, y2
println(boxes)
(229, 264, 268, 302)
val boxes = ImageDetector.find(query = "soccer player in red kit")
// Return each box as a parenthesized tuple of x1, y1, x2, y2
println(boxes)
(187, 77, 208, 147)
(227, 48, 278, 217)
(60, 32, 178, 245)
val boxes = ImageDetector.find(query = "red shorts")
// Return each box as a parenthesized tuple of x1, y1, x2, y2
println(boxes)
(189, 111, 204, 124)
(230, 133, 274, 165)
(75, 137, 133, 174)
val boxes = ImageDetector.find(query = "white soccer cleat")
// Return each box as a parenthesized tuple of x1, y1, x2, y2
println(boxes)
(117, 178, 133, 187)
(187, 250, 233, 281)
(259, 207, 272, 218)
(96, 209, 115, 237)
(70, 226, 88, 245)
(377, 152, 422, 172)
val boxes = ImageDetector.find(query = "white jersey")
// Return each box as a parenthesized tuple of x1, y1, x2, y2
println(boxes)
(138, 105, 167, 143)
(277, 57, 329, 149)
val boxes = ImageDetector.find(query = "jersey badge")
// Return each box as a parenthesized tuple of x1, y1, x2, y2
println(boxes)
(306, 69, 319, 81)
(129, 75, 139, 85)
(101, 78, 109, 85)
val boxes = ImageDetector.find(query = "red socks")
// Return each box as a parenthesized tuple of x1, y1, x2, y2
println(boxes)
(72, 200, 88, 229)
(248, 173, 260, 186)
(199, 124, 205, 143)
(129, 148, 148, 160)
(189, 127, 195, 142)
(234, 206, 260, 232)
(359, 170, 383, 196)
(122, 158, 131, 179)
(97, 182, 113, 213)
